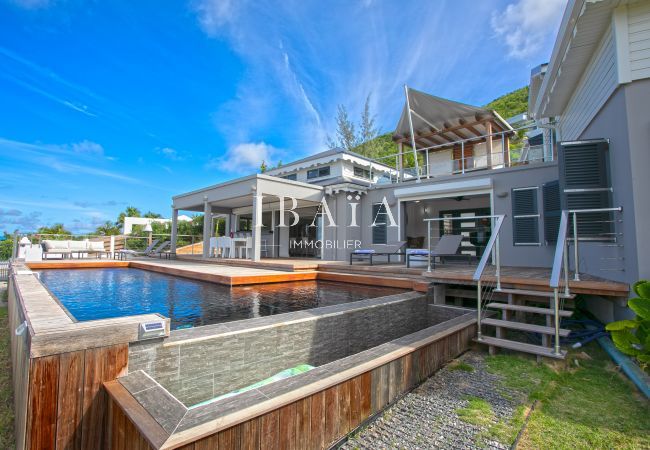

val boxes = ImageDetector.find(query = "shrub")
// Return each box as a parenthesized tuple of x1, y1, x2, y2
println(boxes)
(606, 280, 650, 371)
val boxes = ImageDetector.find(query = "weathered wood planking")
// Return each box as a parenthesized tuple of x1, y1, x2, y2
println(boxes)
(105, 323, 476, 450)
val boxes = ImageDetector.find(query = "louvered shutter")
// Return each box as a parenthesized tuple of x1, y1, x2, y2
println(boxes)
(558, 140, 612, 238)
(512, 187, 540, 245)
(372, 204, 387, 244)
(543, 180, 561, 243)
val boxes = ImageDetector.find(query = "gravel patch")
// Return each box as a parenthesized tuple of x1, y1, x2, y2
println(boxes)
(341, 351, 518, 450)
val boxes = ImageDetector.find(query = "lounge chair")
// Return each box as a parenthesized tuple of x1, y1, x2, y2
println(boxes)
(116, 239, 160, 259)
(349, 242, 406, 265)
(146, 241, 171, 258)
(406, 234, 464, 268)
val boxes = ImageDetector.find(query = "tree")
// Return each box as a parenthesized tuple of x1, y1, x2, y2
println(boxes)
(36, 223, 71, 236)
(260, 160, 268, 173)
(94, 221, 121, 236)
(327, 104, 359, 151)
(357, 94, 381, 157)
(0, 233, 13, 260)
(143, 211, 162, 219)
(116, 206, 142, 227)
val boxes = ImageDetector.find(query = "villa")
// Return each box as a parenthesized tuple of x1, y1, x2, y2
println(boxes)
(4, 1, 650, 450)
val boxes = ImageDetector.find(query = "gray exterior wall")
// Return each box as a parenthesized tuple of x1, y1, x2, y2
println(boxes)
(324, 163, 560, 268)
(128, 293, 463, 407)
(577, 77, 650, 291)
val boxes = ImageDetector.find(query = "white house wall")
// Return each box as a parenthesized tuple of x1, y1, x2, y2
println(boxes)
(628, 1, 650, 81)
(558, 24, 617, 140)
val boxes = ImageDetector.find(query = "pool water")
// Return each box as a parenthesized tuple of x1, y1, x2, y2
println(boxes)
(37, 268, 406, 329)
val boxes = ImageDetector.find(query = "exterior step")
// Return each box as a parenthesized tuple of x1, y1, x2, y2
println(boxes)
(494, 288, 575, 299)
(475, 336, 567, 359)
(486, 302, 573, 317)
(481, 318, 571, 336)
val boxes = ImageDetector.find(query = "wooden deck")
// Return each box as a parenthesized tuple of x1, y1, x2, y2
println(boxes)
(26, 256, 629, 297)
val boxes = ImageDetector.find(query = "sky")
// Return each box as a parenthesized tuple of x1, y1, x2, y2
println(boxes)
(0, 0, 567, 234)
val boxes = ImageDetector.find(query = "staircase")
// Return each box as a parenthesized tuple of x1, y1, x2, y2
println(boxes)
(471, 212, 576, 359)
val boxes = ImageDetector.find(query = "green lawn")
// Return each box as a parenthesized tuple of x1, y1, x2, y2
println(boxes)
(486, 343, 650, 449)
(0, 286, 14, 449)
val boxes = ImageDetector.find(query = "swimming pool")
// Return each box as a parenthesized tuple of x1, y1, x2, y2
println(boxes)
(37, 268, 406, 329)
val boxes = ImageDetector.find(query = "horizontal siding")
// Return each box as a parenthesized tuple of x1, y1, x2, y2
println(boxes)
(628, 1, 650, 80)
(559, 25, 617, 140)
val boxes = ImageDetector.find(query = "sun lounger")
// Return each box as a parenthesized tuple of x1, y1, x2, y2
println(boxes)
(115, 239, 161, 259)
(349, 242, 407, 265)
(406, 234, 464, 268)
(145, 241, 171, 258)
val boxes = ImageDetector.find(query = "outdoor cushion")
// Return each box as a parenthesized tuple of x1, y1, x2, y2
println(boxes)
(43, 240, 70, 251)
(353, 249, 376, 254)
(407, 249, 429, 256)
(68, 240, 88, 250)
(88, 241, 105, 251)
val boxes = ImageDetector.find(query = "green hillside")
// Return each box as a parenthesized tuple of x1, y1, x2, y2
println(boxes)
(353, 86, 529, 164)
(485, 86, 529, 119)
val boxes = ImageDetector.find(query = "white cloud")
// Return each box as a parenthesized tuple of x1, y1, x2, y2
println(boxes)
(206, 142, 281, 172)
(157, 147, 183, 161)
(491, 0, 567, 59)
(190, 0, 238, 37)
(71, 140, 105, 157)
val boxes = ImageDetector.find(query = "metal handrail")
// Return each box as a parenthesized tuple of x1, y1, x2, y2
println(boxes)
(549, 210, 570, 290)
(471, 214, 505, 286)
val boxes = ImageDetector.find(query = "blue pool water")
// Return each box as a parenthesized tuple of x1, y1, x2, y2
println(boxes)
(37, 268, 405, 329)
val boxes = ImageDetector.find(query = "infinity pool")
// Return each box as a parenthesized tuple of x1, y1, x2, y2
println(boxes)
(37, 268, 405, 329)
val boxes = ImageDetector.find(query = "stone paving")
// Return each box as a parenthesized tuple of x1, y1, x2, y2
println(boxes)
(342, 351, 517, 450)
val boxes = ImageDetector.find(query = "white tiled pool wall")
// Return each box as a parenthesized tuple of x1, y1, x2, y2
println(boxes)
(128, 292, 464, 406)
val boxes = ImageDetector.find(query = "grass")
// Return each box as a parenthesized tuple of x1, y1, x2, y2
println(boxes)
(0, 285, 14, 449)
(448, 359, 475, 372)
(456, 396, 494, 427)
(485, 343, 650, 449)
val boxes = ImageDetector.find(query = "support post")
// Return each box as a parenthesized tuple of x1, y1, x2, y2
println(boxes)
(485, 121, 493, 168)
(495, 233, 501, 291)
(202, 200, 211, 258)
(553, 288, 561, 355)
(563, 238, 570, 296)
(170, 208, 179, 253)
(404, 85, 421, 182)
(433, 283, 446, 305)
(251, 190, 263, 261)
(477, 279, 482, 341)
(427, 220, 432, 272)
(397, 142, 403, 183)
(503, 133, 510, 167)
(573, 212, 580, 281)
(461, 141, 465, 174)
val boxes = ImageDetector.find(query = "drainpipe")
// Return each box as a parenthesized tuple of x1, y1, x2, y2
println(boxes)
(585, 324, 650, 399)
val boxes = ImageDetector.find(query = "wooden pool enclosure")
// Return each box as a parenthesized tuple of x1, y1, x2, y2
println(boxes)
(7, 261, 478, 450)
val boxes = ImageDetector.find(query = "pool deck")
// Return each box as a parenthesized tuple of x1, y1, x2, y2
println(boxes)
(25, 256, 629, 297)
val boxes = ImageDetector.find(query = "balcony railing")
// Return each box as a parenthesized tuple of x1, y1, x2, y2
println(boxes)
(370, 122, 555, 184)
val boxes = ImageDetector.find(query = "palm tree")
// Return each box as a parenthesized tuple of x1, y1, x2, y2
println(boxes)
(95, 221, 121, 236)
(116, 206, 142, 226)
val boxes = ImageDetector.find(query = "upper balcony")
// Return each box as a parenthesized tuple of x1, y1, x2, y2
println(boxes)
(370, 87, 556, 184)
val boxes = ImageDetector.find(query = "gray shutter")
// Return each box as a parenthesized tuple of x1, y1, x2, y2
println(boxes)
(543, 180, 561, 243)
(372, 204, 387, 244)
(512, 188, 539, 245)
(558, 140, 612, 238)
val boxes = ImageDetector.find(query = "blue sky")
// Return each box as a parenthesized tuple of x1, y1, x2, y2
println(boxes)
(0, 0, 566, 234)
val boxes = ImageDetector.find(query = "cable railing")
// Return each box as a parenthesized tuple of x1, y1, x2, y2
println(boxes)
(549, 206, 623, 356)
(367, 121, 555, 184)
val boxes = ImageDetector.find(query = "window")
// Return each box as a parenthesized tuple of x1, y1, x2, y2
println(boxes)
(307, 166, 331, 179)
(238, 217, 252, 232)
(512, 187, 540, 245)
(283, 173, 297, 181)
(559, 139, 612, 238)
(372, 203, 388, 244)
(354, 166, 371, 179)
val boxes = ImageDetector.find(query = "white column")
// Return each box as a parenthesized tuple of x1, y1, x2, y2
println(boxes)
(251, 191, 263, 261)
(170, 208, 179, 252)
(202, 199, 211, 258)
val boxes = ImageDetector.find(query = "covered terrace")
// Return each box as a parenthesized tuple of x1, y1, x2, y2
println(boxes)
(170, 174, 324, 261)
(389, 87, 517, 180)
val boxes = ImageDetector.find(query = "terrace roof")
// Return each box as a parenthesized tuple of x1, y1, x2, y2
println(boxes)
(392, 88, 514, 149)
